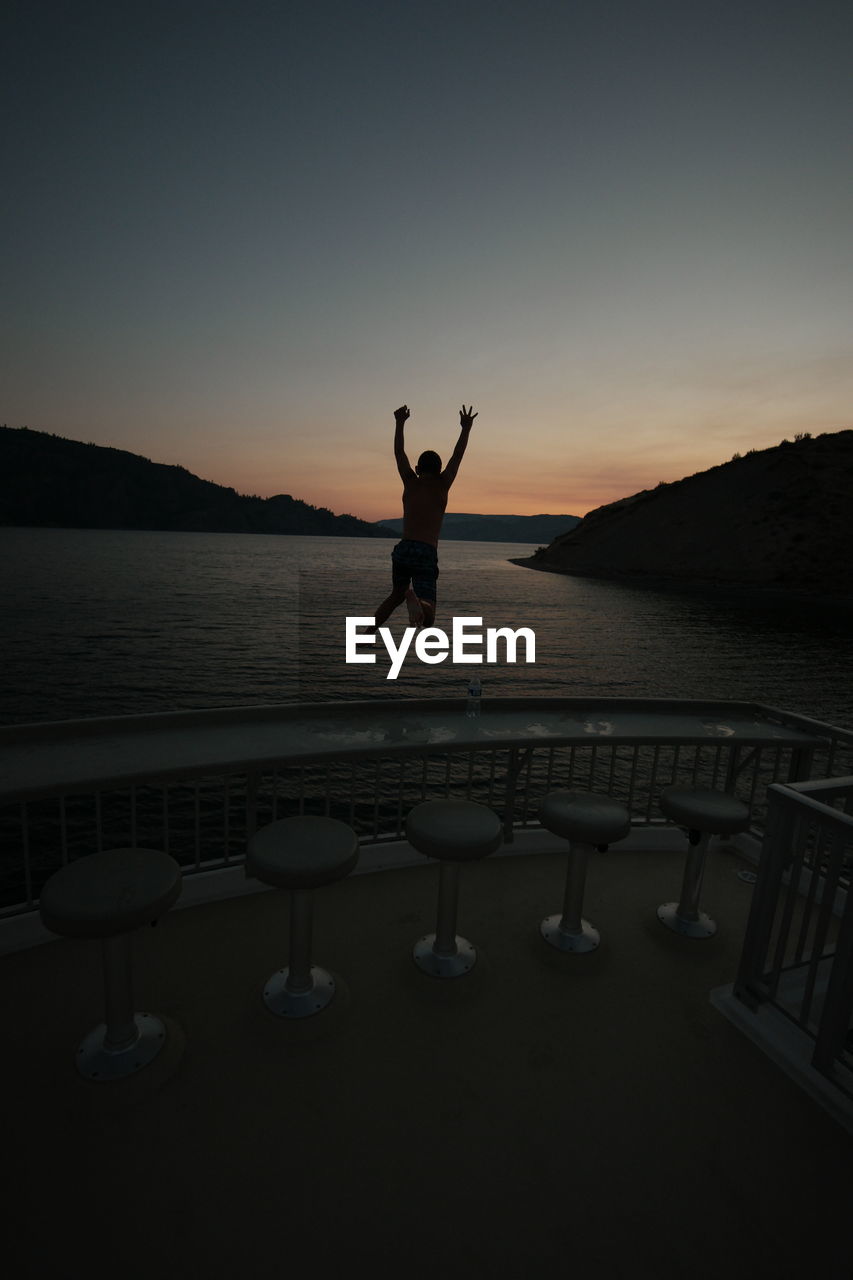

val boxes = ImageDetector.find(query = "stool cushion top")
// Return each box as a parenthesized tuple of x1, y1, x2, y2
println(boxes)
(39, 848, 181, 939)
(538, 791, 631, 845)
(406, 799, 502, 862)
(660, 786, 750, 834)
(247, 816, 359, 889)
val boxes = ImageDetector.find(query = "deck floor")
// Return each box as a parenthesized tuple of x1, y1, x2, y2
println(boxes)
(3, 839, 852, 1279)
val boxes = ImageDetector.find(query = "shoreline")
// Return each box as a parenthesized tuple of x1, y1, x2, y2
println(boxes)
(508, 556, 853, 610)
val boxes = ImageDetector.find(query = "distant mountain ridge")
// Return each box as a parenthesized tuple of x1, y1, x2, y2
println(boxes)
(0, 427, 393, 537)
(514, 430, 853, 596)
(376, 512, 580, 543)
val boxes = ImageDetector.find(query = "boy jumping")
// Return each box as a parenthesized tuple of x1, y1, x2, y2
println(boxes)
(373, 403, 477, 629)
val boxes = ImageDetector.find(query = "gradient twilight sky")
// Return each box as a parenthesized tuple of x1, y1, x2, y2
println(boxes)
(2, 0, 851, 521)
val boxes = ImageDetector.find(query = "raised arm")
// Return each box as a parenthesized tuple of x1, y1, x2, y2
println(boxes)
(393, 404, 415, 481)
(441, 404, 478, 487)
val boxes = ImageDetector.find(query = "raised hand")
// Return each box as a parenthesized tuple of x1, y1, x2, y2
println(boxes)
(460, 404, 478, 430)
(394, 405, 410, 425)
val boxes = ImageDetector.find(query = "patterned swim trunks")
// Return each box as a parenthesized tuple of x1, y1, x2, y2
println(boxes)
(391, 539, 439, 604)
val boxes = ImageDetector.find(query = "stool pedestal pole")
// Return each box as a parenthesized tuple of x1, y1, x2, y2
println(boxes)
(77, 932, 169, 1079)
(656, 785, 750, 939)
(657, 830, 716, 938)
(414, 860, 477, 977)
(262, 888, 337, 1018)
(246, 817, 359, 1020)
(101, 933, 138, 1051)
(541, 840, 600, 953)
(406, 799, 502, 980)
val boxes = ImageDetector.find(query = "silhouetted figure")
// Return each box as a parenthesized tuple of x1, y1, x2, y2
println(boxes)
(373, 404, 477, 628)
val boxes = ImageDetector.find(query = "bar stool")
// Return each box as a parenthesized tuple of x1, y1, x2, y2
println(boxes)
(406, 799, 502, 977)
(538, 791, 631, 952)
(246, 815, 359, 1017)
(657, 785, 750, 937)
(39, 848, 182, 1080)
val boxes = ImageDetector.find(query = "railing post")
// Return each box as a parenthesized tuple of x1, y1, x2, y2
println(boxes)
(733, 786, 790, 1008)
(811, 836, 853, 1077)
(502, 747, 533, 844)
(246, 771, 259, 840)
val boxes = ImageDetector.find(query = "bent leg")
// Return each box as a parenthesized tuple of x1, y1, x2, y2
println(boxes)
(374, 586, 407, 627)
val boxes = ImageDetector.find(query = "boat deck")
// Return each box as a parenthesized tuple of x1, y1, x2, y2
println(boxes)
(4, 835, 852, 1279)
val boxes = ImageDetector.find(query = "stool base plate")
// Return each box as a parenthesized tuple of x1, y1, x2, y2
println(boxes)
(413, 934, 476, 978)
(77, 1013, 167, 1081)
(540, 915, 600, 953)
(263, 966, 336, 1017)
(657, 903, 717, 938)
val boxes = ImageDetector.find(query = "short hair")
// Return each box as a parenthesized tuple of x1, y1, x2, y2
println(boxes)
(417, 450, 441, 475)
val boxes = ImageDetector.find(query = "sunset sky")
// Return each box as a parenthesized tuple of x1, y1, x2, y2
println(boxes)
(3, 0, 851, 521)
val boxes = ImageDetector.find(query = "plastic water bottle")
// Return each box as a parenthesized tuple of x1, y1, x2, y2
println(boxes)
(466, 676, 482, 719)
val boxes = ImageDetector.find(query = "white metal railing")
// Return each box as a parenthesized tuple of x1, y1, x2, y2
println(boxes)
(733, 776, 853, 1099)
(2, 698, 852, 920)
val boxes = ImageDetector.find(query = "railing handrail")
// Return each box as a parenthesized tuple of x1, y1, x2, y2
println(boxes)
(0, 696, 832, 804)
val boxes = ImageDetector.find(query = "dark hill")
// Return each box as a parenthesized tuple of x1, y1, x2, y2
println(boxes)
(0, 427, 393, 537)
(376, 513, 580, 542)
(513, 430, 853, 597)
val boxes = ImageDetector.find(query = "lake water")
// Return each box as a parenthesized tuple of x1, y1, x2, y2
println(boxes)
(2, 527, 852, 729)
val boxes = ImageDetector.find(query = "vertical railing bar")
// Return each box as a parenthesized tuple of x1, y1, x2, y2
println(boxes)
(748, 749, 761, 812)
(22, 803, 33, 908)
(646, 747, 660, 822)
(59, 796, 68, 866)
(627, 746, 639, 816)
(162, 786, 170, 857)
(397, 760, 406, 837)
(793, 820, 822, 965)
(95, 791, 103, 854)
(193, 781, 201, 870)
(690, 744, 700, 785)
(710, 745, 721, 791)
(223, 777, 231, 866)
(809, 824, 845, 967)
(373, 762, 381, 840)
(246, 772, 259, 840)
(520, 749, 534, 826)
(768, 811, 809, 995)
(813, 827, 853, 1072)
(350, 764, 357, 831)
(798, 824, 843, 1032)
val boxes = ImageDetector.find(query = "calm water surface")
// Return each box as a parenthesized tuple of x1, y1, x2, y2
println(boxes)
(2, 528, 852, 728)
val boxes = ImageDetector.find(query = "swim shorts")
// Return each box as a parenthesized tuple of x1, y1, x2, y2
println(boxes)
(391, 539, 439, 604)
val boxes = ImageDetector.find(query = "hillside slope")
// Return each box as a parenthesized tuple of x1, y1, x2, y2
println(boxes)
(0, 427, 392, 537)
(517, 430, 853, 595)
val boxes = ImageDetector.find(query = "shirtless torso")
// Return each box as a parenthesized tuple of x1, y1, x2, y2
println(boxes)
(401, 472, 449, 547)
